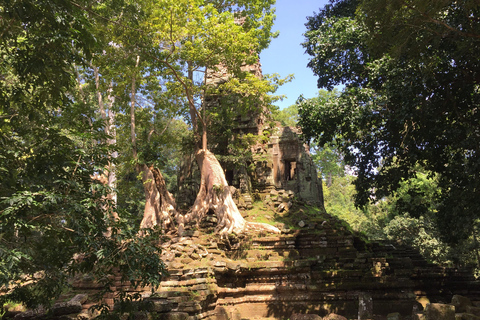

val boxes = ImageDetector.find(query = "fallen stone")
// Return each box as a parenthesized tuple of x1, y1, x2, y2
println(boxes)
(181, 230, 195, 237)
(14, 308, 45, 320)
(290, 313, 322, 320)
(467, 306, 480, 317)
(387, 312, 402, 320)
(169, 261, 184, 269)
(181, 239, 193, 246)
(52, 301, 82, 316)
(298, 220, 306, 228)
(180, 257, 193, 264)
(156, 312, 189, 320)
(413, 313, 425, 320)
(226, 261, 240, 270)
(452, 295, 473, 313)
(460, 313, 480, 320)
(323, 313, 347, 320)
(214, 261, 226, 267)
(3, 311, 23, 319)
(69, 294, 88, 305)
(143, 299, 175, 313)
(425, 303, 455, 320)
(358, 293, 373, 320)
(190, 253, 200, 260)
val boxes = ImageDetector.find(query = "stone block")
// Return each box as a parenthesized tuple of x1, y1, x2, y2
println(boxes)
(452, 295, 473, 313)
(69, 294, 88, 305)
(358, 293, 373, 320)
(290, 313, 322, 320)
(425, 303, 455, 320)
(387, 312, 402, 320)
(143, 299, 175, 313)
(460, 313, 480, 320)
(52, 301, 83, 316)
(413, 313, 425, 320)
(467, 306, 480, 317)
(322, 313, 347, 320)
(156, 312, 189, 320)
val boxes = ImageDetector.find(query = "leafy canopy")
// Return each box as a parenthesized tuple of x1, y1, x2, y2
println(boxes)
(1, 0, 283, 310)
(0, 0, 167, 311)
(299, 0, 480, 243)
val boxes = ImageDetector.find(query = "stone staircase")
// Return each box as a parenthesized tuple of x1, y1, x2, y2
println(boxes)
(206, 219, 479, 319)
(9, 211, 480, 320)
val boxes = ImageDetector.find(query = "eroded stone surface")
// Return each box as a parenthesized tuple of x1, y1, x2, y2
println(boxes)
(9, 213, 480, 320)
(425, 303, 455, 320)
(453, 295, 473, 313)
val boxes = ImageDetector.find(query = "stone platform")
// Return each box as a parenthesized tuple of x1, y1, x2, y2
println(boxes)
(34, 212, 478, 320)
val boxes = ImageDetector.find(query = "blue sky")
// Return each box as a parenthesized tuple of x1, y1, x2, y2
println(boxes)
(259, 0, 330, 110)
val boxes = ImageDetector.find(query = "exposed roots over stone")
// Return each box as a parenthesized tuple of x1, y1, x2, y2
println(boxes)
(139, 164, 177, 233)
(245, 221, 281, 234)
(178, 149, 280, 237)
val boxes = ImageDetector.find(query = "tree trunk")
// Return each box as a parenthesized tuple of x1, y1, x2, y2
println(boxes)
(106, 83, 117, 208)
(92, 64, 119, 222)
(128, 56, 178, 233)
(180, 149, 280, 236)
(139, 164, 177, 232)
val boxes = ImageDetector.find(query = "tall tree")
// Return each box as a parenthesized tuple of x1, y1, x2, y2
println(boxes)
(0, 0, 165, 310)
(299, 0, 480, 243)
(141, 0, 282, 235)
(296, 90, 344, 186)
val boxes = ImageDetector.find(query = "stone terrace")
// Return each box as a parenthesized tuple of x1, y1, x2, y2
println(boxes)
(24, 210, 478, 320)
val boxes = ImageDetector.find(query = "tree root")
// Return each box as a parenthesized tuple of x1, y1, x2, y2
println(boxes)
(139, 165, 177, 233)
(179, 149, 280, 237)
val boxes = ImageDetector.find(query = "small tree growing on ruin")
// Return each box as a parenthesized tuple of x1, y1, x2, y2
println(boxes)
(143, 0, 283, 235)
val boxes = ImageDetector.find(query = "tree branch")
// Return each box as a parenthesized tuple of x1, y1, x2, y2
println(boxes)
(403, 1, 480, 39)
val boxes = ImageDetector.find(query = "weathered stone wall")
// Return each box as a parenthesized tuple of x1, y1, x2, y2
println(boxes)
(175, 123, 325, 212)
(247, 125, 324, 208)
(178, 50, 324, 210)
(11, 218, 480, 320)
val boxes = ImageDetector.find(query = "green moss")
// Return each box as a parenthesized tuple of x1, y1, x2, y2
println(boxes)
(2, 301, 26, 313)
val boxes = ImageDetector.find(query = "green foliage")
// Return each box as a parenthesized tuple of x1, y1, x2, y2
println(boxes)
(311, 141, 344, 181)
(0, 0, 167, 312)
(322, 170, 480, 267)
(383, 214, 451, 265)
(272, 104, 299, 127)
(323, 176, 382, 237)
(300, 0, 480, 244)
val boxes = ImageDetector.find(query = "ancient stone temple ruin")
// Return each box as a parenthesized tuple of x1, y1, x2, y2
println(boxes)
(248, 125, 324, 207)
(177, 60, 324, 211)
(18, 213, 480, 320)
(8, 57, 480, 320)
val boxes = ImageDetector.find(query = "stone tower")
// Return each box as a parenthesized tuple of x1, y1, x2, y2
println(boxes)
(176, 57, 324, 210)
